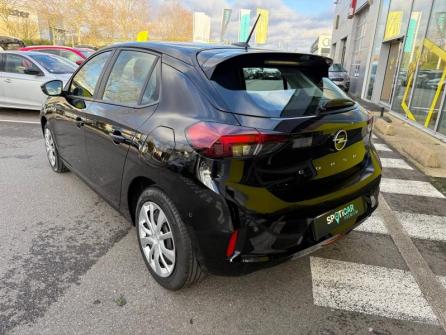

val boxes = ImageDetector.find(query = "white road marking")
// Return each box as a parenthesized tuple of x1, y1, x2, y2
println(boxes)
(374, 143, 392, 152)
(0, 119, 40, 125)
(355, 212, 446, 242)
(380, 158, 413, 170)
(354, 214, 388, 234)
(396, 212, 446, 242)
(381, 178, 445, 198)
(310, 257, 444, 324)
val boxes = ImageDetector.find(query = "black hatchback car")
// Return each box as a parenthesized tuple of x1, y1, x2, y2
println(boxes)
(40, 42, 381, 290)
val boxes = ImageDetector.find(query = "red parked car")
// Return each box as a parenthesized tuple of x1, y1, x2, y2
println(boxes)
(19, 45, 95, 65)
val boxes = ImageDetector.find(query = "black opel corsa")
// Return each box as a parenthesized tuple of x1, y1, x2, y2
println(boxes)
(40, 42, 381, 290)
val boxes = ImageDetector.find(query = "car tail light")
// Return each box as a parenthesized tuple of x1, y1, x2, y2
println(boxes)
(186, 122, 287, 158)
(226, 229, 239, 258)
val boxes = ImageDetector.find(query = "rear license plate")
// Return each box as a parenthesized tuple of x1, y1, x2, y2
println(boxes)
(312, 198, 365, 240)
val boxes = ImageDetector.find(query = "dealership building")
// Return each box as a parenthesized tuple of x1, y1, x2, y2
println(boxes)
(331, 0, 446, 140)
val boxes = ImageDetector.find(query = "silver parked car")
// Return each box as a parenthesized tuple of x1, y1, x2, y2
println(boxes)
(329, 63, 350, 92)
(0, 51, 77, 110)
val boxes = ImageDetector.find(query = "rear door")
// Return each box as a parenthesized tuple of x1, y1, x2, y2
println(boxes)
(83, 49, 160, 207)
(53, 50, 113, 177)
(1, 53, 47, 109)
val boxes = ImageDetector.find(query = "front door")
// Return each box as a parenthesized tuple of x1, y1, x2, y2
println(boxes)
(381, 41, 401, 103)
(84, 49, 160, 207)
(1, 54, 46, 109)
(53, 50, 113, 176)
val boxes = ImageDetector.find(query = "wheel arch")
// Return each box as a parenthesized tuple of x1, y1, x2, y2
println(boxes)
(127, 176, 156, 225)
(40, 116, 47, 133)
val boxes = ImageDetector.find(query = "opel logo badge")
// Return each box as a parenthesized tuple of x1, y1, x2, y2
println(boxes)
(333, 130, 348, 151)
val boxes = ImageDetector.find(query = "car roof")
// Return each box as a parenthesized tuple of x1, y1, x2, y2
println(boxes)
(110, 42, 332, 72)
(109, 41, 246, 65)
(22, 45, 79, 51)
(1, 50, 40, 56)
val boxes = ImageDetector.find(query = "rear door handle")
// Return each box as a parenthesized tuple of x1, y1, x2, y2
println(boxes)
(75, 116, 84, 128)
(110, 129, 126, 144)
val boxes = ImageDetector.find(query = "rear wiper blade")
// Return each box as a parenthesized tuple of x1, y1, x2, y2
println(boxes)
(319, 99, 355, 112)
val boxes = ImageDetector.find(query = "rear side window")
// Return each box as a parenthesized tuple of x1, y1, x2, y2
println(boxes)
(102, 50, 157, 106)
(69, 51, 111, 98)
(60, 50, 83, 63)
(141, 60, 160, 105)
(3, 54, 39, 74)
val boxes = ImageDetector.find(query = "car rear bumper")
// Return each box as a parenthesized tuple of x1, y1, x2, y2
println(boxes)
(192, 150, 381, 276)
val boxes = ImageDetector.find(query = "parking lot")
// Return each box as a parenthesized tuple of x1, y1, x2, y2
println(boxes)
(1, 110, 446, 335)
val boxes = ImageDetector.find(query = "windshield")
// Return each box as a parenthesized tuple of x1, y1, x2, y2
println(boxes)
(329, 64, 346, 72)
(211, 64, 354, 118)
(29, 54, 77, 74)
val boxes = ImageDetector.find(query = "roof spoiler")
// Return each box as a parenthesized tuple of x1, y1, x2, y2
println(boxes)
(197, 51, 333, 79)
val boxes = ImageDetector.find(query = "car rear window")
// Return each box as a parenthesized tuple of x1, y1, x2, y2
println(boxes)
(209, 57, 354, 118)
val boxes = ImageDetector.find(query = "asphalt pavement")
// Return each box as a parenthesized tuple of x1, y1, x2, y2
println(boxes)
(1, 110, 445, 335)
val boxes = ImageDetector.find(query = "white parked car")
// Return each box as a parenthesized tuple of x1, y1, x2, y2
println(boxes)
(0, 51, 77, 110)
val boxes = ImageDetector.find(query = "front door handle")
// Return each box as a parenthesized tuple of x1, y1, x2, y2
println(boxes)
(110, 130, 126, 144)
(75, 117, 84, 128)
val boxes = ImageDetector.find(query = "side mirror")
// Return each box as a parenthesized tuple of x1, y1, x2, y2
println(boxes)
(41, 80, 63, 96)
(24, 68, 43, 76)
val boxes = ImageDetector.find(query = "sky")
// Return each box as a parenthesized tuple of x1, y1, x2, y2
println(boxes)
(180, 0, 335, 52)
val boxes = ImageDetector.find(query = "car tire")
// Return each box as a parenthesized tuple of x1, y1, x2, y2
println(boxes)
(44, 124, 68, 173)
(136, 187, 205, 290)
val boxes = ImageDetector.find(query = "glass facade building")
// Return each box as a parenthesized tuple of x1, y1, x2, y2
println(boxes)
(362, 0, 446, 139)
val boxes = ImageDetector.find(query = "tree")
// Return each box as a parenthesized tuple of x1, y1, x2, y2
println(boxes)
(151, 0, 192, 42)
(0, 0, 39, 40)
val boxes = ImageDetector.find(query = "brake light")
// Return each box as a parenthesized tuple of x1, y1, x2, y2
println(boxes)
(186, 122, 287, 158)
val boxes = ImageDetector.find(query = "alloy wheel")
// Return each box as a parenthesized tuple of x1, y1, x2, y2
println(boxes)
(44, 128, 56, 167)
(138, 201, 176, 278)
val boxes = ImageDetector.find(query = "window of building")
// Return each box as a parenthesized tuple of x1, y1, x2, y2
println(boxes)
(414, 0, 446, 133)
(340, 37, 347, 67)
(335, 15, 340, 30)
(102, 51, 157, 106)
(349, 7, 369, 96)
(391, 0, 433, 115)
(365, 0, 391, 100)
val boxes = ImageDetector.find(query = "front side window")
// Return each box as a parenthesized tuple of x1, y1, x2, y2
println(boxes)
(102, 50, 157, 105)
(69, 51, 111, 98)
(3, 54, 40, 74)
